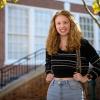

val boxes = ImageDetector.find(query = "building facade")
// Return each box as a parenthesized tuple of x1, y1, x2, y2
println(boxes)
(0, 0, 100, 99)
(0, 0, 100, 65)
(0, 0, 64, 65)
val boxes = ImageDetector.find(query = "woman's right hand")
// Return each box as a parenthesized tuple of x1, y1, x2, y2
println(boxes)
(46, 73, 54, 83)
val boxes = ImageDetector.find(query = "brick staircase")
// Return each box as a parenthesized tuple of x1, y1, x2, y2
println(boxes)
(0, 73, 100, 100)
(0, 73, 49, 100)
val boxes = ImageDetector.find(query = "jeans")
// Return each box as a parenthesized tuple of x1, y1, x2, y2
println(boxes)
(47, 79, 84, 100)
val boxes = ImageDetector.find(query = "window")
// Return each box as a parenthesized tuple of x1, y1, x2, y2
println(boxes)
(79, 16, 94, 45)
(35, 9, 53, 36)
(8, 34, 28, 59)
(6, 5, 29, 61)
(34, 8, 55, 50)
(6, 5, 56, 63)
(98, 18, 100, 49)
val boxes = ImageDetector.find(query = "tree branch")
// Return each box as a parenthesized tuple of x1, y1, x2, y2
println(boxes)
(82, 0, 100, 28)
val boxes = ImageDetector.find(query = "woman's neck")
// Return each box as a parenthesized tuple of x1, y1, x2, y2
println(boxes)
(60, 36, 68, 50)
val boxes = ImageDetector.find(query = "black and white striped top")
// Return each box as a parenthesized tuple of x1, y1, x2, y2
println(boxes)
(45, 39, 100, 79)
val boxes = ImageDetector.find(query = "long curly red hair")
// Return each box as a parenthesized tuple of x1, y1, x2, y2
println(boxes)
(46, 10, 83, 55)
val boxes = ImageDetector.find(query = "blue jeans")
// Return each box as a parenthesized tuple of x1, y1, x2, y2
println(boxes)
(47, 79, 84, 100)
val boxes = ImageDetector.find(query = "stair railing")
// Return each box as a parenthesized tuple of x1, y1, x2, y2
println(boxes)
(0, 48, 45, 89)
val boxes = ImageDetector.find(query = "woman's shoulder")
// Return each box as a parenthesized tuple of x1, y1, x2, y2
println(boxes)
(80, 38, 96, 53)
(81, 38, 88, 44)
(81, 38, 90, 46)
(80, 38, 92, 51)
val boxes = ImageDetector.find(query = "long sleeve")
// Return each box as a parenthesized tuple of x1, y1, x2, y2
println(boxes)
(85, 40, 100, 79)
(45, 51, 52, 75)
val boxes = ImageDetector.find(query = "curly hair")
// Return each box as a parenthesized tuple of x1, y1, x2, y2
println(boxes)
(46, 10, 83, 55)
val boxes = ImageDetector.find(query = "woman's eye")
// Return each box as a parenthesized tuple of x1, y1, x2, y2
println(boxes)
(64, 21, 67, 24)
(64, 21, 69, 24)
(57, 22, 61, 25)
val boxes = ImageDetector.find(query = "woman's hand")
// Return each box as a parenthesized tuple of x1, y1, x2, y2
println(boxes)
(73, 72, 89, 83)
(46, 73, 54, 83)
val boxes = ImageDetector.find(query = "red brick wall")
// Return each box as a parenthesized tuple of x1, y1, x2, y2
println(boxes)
(0, 8, 5, 65)
(9, 0, 64, 10)
(0, 73, 49, 100)
(70, 3, 93, 13)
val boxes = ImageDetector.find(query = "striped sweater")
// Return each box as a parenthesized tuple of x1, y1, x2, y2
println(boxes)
(45, 39, 100, 79)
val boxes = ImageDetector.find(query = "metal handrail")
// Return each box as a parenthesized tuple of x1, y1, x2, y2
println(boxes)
(0, 48, 45, 89)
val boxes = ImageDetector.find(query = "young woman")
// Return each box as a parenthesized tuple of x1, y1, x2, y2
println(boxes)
(45, 10, 100, 100)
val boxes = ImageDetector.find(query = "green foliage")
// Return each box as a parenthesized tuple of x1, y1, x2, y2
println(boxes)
(92, 0, 100, 14)
(0, 0, 7, 9)
(0, 0, 18, 9)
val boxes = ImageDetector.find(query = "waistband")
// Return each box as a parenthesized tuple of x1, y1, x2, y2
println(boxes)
(51, 78, 82, 87)
(54, 77, 73, 81)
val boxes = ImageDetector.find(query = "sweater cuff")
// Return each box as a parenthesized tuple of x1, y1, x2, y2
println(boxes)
(45, 70, 53, 75)
(88, 71, 98, 80)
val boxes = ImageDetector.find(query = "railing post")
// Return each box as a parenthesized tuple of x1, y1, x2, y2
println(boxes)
(26, 57, 29, 73)
(35, 52, 36, 70)
(0, 69, 3, 89)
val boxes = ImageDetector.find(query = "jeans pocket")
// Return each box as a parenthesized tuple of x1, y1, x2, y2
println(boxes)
(68, 80, 82, 90)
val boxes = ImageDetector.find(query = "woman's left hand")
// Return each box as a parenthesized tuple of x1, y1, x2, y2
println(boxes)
(73, 72, 89, 83)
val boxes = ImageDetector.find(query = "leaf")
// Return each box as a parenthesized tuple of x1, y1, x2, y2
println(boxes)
(0, 0, 7, 9)
(13, 0, 18, 3)
(92, 0, 100, 14)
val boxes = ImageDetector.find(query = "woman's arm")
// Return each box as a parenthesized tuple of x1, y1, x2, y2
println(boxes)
(85, 40, 100, 80)
(45, 51, 54, 82)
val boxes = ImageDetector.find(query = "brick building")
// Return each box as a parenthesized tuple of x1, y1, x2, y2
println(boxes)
(0, 0, 100, 66)
(0, 0, 100, 99)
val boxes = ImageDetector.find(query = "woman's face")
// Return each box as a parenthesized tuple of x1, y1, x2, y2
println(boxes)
(55, 15, 70, 37)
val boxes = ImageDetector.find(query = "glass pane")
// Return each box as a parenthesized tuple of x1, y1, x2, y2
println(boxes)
(7, 5, 29, 60)
(8, 34, 28, 59)
(8, 6, 29, 34)
(79, 16, 94, 45)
